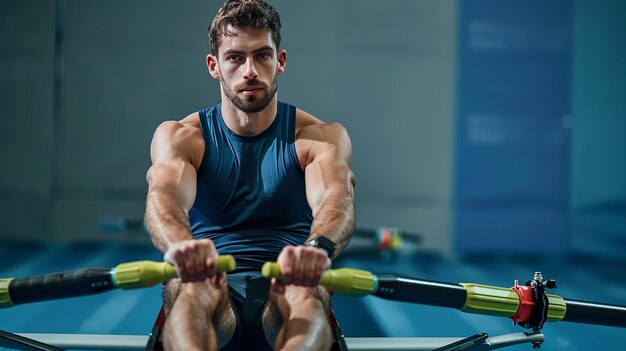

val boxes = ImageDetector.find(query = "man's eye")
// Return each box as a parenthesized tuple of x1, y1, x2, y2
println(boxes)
(258, 53, 270, 59)
(227, 55, 242, 62)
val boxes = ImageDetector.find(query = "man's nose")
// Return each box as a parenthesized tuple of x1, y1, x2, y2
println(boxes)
(243, 58, 258, 80)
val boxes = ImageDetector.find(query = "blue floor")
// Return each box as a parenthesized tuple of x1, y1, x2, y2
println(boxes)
(1, 240, 625, 350)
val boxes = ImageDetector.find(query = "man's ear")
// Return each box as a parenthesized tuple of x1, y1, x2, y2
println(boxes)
(206, 54, 220, 79)
(277, 49, 287, 75)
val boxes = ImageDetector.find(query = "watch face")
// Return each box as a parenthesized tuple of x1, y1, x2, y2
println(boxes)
(304, 236, 336, 257)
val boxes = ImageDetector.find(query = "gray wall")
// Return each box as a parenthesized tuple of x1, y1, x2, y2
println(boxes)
(52, 0, 222, 241)
(0, 0, 457, 249)
(0, 0, 56, 238)
(277, 1, 457, 250)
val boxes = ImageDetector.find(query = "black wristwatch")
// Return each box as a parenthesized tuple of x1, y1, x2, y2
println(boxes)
(303, 235, 337, 258)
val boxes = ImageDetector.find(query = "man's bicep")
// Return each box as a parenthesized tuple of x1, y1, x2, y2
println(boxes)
(147, 122, 199, 212)
(149, 121, 187, 163)
(304, 125, 355, 215)
(305, 160, 353, 214)
(147, 160, 198, 212)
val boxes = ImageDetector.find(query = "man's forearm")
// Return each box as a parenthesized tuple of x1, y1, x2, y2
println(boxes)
(309, 187, 355, 258)
(145, 188, 194, 253)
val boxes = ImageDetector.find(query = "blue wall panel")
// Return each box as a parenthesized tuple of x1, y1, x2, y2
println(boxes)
(454, 0, 573, 251)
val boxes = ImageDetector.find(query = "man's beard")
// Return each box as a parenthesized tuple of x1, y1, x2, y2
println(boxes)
(221, 74, 279, 113)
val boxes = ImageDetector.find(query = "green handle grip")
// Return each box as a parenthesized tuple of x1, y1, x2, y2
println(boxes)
(0, 278, 14, 307)
(460, 283, 567, 321)
(114, 255, 236, 289)
(261, 262, 377, 296)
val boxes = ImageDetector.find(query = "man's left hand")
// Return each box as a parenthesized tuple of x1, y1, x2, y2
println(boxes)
(271, 245, 331, 294)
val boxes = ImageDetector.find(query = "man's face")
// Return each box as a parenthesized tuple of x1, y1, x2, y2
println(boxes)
(210, 26, 286, 113)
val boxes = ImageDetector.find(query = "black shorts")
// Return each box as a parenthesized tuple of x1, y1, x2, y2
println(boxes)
(221, 272, 273, 351)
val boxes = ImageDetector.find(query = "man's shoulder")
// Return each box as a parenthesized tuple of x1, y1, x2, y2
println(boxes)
(156, 112, 201, 136)
(294, 108, 349, 142)
(150, 112, 205, 168)
(179, 111, 202, 129)
(294, 108, 322, 127)
(292, 108, 351, 167)
(153, 112, 204, 152)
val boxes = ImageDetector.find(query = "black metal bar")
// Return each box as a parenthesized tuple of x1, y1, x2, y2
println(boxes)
(9, 268, 115, 305)
(373, 275, 467, 309)
(563, 299, 626, 328)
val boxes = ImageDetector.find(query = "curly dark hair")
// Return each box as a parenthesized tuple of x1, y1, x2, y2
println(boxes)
(209, 0, 282, 55)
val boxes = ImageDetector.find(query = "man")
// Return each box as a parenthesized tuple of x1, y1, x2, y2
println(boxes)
(144, 1, 355, 350)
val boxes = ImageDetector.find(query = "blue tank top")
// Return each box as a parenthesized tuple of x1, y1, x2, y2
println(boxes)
(189, 102, 313, 272)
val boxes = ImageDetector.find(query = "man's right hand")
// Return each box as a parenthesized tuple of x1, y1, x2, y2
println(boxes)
(163, 238, 225, 286)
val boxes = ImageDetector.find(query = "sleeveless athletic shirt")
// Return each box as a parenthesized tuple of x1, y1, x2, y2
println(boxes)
(188, 101, 313, 272)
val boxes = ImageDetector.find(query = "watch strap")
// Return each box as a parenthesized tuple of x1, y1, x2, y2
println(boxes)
(303, 235, 337, 258)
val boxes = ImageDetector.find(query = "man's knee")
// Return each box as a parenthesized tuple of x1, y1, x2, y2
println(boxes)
(182, 279, 228, 306)
(164, 278, 230, 316)
(264, 286, 331, 335)
(265, 286, 333, 351)
(163, 278, 236, 348)
(280, 286, 331, 315)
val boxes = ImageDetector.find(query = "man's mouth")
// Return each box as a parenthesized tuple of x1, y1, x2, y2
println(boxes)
(240, 86, 263, 95)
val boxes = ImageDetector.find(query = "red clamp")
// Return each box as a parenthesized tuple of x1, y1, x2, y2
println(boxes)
(510, 280, 535, 325)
